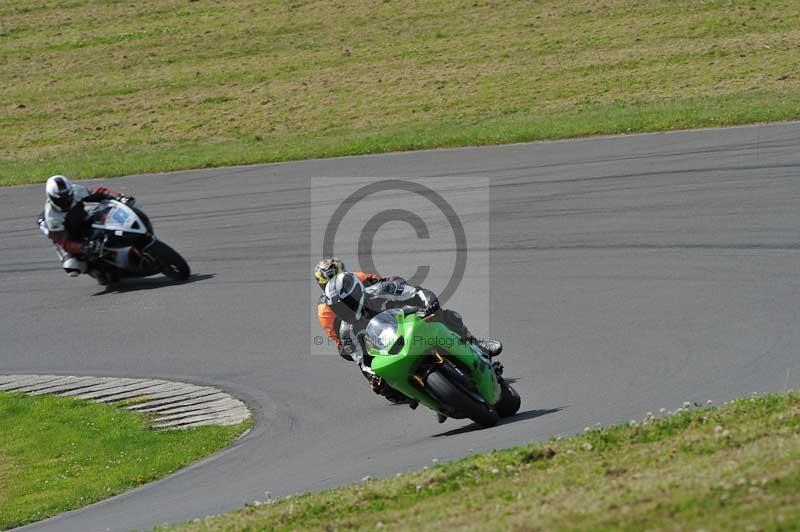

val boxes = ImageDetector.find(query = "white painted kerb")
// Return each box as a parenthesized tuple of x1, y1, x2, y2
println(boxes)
(0, 375, 251, 429)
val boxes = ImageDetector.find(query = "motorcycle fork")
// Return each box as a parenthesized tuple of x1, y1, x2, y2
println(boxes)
(126, 247, 143, 271)
(409, 349, 446, 389)
(137, 238, 159, 271)
(410, 349, 472, 391)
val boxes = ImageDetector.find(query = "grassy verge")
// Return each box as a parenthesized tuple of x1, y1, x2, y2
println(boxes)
(169, 392, 800, 531)
(2, 0, 799, 186)
(0, 392, 248, 530)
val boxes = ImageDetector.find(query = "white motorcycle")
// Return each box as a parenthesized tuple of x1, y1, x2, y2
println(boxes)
(39, 199, 190, 283)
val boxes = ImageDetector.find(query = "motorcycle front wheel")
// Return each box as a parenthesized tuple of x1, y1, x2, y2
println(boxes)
(146, 240, 190, 281)
(496, 380, 521, 418)
(426, 369, 499, 428)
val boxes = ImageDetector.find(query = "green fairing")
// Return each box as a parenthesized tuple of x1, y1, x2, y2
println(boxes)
(368, 311, 501, 415)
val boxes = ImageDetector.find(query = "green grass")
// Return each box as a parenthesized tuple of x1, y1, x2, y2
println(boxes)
(168, 392, 800, 531)
(2, 0, 800, 186)
(0, 392, 248, 530)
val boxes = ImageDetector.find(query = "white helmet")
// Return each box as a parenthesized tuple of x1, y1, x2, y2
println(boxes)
(45, 175, 74, 212)
(325, 272, 365, 322)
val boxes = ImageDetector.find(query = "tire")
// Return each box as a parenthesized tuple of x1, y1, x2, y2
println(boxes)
(426, 370, 499, 428)
(496, 380, 521, 418)
(147, 240, 190, 281)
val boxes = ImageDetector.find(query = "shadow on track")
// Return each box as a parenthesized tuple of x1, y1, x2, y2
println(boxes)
(431, 406, 564, 437)
(91, 273, 216, 296)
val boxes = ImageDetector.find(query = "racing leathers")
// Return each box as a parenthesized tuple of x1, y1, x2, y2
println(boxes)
(39, 183, 124, 278)
(317, 271, 380, 354)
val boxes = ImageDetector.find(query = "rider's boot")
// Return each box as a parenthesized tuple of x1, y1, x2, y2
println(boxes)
(62, 256, 87, 278)
(437, 309, 502, 357)
(436, 413, 447, 424)
(469, 337, 502, 358)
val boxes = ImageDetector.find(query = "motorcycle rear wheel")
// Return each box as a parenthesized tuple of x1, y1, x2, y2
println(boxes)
(426, 369, 499, 428)
(146, 240, 190, 281)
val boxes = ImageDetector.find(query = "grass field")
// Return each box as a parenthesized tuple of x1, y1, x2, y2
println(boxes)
(168, 392, 800, 531)
(2, 0, 799, 186)
(0, 392, 248, 530)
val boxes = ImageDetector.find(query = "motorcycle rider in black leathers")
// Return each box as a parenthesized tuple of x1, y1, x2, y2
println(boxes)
(325, 272, 501, 410)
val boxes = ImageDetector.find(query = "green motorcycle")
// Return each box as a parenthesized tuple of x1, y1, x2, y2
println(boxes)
(365, 308, 521, 427)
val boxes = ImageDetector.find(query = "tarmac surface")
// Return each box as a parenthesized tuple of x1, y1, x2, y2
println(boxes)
(1, 122, 799, 531)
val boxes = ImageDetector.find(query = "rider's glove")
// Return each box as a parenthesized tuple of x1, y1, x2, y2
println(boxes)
(401, 305, 421, 317)
(420, 298, 440, 318)
(338, 344, 354, 362)
(401, 304, 436, 319)
(119, 195, 135, 206)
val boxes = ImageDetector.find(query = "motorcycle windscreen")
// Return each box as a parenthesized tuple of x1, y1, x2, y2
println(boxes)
(90, 204, 147, 234)
(365, 309, 402, 353)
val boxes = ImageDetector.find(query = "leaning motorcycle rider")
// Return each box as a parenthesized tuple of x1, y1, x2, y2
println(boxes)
(39, 175, 133, 284)
(325, 272, 501, 409)
(314, 257, 380, 352)
(315, 257, 404, 399)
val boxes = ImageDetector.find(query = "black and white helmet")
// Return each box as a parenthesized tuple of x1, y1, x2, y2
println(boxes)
(45, 175, 74, 212)
(325, 272, 365, 323)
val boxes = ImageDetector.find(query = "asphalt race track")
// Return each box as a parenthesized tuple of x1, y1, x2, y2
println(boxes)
(2, 122, 799, 531)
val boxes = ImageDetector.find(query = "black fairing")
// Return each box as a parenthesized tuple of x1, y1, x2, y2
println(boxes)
(103, 231, 153, 248)
(86, 204, 153, 248)
(131, 206, 154, 234)
(84, 203, 160, 277)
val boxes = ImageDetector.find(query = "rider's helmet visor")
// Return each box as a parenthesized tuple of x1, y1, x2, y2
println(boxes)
(50, 191, 73, 211)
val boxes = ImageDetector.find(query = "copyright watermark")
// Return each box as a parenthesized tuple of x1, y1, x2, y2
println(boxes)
(310, 177, 489, 355)
(312, 334, 493, 351)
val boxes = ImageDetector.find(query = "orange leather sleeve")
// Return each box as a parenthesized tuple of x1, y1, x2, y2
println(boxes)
(318, 272, 377, 348)
(355, 271, 380, 284)
(317, 303, 341, 347)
